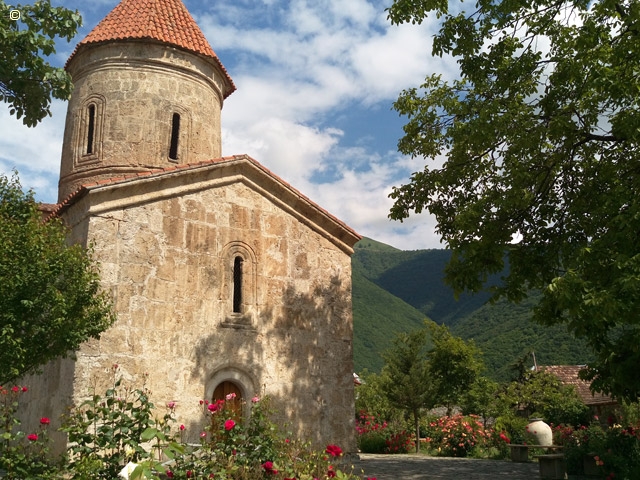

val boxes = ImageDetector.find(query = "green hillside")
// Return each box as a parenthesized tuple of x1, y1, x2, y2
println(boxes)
(450, 293, 592, 381)
(351, 241, 427, 373)
(351, 237, 592, 380)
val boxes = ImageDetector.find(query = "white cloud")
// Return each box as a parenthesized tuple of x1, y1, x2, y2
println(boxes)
(0, 100, 67, 203)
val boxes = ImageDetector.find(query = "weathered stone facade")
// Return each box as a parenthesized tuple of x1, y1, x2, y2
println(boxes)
(21, 0, 359, 455)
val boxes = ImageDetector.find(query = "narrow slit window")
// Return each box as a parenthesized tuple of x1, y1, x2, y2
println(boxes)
(86, 104, 96, 154)
(169, 113, 180, 160)
(233, 256, 243, 313)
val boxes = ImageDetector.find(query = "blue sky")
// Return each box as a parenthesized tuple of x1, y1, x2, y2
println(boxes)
(0, 0, 458, 249)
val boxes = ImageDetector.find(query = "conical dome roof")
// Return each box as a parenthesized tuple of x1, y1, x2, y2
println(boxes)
(67, 0, 235, 97)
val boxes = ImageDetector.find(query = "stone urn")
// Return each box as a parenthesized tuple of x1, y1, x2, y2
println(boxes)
(526, 418, 553, 445)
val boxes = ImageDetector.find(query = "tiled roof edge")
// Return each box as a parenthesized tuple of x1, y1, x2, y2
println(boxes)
(49, 156, 361, 241)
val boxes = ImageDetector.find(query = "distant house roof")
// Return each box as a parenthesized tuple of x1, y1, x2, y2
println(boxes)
(541, 365, 616, 407)
(66, 0, 235, 97)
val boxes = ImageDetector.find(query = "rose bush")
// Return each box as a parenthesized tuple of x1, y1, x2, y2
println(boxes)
(421, 414, 494, 458)
(1, 368, 373, 480)
(555, 419, 640, 480)
(1, 384, 63, 479)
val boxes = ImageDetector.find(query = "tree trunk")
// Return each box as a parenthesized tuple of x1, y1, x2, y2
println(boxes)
(414, 409, 420, 453)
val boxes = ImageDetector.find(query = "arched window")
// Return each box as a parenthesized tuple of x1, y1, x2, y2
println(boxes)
(77, 95, 105, 164)
(221, 242, 257, 328)
(169, 112, 180, 161)
(233, 256, 243, 313)
(86, 104, 96, 155)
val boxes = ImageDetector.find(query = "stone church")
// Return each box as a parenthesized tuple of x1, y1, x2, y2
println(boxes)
(24, 0, 360, 451)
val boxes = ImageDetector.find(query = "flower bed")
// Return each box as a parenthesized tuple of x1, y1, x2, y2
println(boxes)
(1, 368, 376, 480)
(420, 414, 504, 458)
(553, 418, 640, 480)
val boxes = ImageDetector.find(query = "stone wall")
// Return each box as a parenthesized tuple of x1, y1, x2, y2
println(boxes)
(30, 166, 357, 452)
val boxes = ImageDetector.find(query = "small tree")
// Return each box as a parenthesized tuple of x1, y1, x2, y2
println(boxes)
(0, 173, 115, 384)
(460, 376, 504, 428)
(380, 326, 431, 452)
(0, 0, 81, 126)
(426, 321, 484, 415)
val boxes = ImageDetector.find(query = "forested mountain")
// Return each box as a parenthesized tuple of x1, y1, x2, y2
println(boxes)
(352, 238, 592, 381)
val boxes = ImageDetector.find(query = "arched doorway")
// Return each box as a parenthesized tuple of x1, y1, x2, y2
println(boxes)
(212, 380, 243, 421)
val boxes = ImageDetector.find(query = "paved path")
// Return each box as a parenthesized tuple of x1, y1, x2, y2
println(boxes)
(349, 454, 540, 479)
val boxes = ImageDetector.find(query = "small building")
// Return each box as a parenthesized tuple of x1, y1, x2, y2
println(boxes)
(541, 365, 618, 419)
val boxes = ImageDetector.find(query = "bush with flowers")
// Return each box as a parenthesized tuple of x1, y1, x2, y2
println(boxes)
(0, 385, 62, 479)
(355, 412, 411, 454)
(420, 414, 494, 458)
(355, 412, 388, 454)
(1, 367, 377, 480)
(554, 417, 640, 480)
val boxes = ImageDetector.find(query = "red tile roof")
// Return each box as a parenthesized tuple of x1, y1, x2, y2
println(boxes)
(541, 365, 616, 406)
(67, 0, 235, 96)
(48, 155, 361, 245)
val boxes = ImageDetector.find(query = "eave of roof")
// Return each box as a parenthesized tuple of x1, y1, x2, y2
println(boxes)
(49, 155, 361, 250)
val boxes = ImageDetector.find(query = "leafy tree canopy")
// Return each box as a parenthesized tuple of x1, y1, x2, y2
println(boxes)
(426, 321, 483, 414)
(0, 0, 81, 126)
(0, 173, 115, 384)
(387, 0, 640, 401)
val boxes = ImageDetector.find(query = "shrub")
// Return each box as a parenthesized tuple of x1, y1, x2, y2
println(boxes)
(493, 415, 529, 445)
(61, 367, 162, 479)
(0, 386, 63, 479)
(558, 419, 640, 480)
(357, 431, 387, 454)
(384, 430, 412, 454)
(422, 414, 491, 458)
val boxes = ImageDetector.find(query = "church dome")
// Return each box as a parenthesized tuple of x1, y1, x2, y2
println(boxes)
(58, 0, 235, 202)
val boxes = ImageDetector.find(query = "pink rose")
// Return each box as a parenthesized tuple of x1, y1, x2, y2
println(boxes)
(224, 419, 236, 431)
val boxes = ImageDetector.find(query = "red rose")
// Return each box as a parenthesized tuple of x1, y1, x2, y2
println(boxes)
(325, 444, 342, 457)
(40, 417, 50, 425)
(224, 419, 236, 431)
(27, 433, 38, 441)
